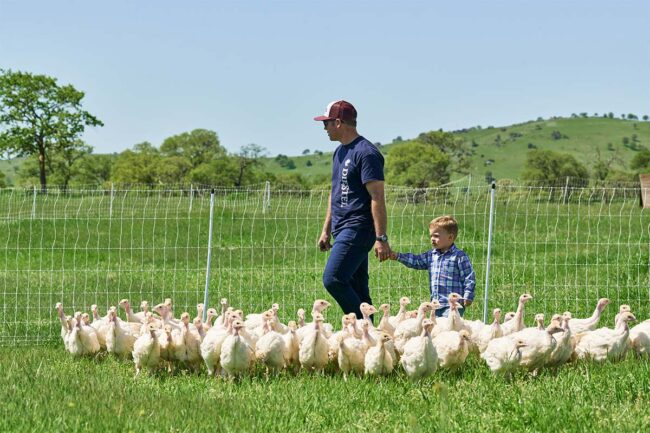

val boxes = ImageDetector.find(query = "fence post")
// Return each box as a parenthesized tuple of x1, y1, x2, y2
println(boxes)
(189, 183, 193, 212)
(263, 180, 271, 213)
(483, 181, 496, 323)
(202, 188, 216, 322)
(31, 186, 36, 219)
(109, 183, 115, 218)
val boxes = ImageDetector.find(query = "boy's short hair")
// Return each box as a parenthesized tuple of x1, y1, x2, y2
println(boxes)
(429, 215, 458, 237)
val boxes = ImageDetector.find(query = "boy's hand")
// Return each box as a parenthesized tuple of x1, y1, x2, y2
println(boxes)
(462, 299, 473, 308)
(389, 251, 398, 260)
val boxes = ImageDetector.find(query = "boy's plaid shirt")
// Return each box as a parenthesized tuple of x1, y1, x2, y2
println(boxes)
(396, 244, 476, 306)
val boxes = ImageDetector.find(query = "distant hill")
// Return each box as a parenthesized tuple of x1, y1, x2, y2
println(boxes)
(262, 116, 650, 182)
(1, 116, 648, 186)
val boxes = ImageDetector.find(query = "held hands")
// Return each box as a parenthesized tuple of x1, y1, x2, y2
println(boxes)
(374, 240, 391, 262)
(317, 232, 332, 252)
(462, 299, 473, 308)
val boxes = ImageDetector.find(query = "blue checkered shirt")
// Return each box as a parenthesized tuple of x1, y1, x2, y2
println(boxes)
(396, 244, 476, 306)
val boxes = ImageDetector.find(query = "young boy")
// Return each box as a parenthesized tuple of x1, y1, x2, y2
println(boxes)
(390, 215, 476, 317)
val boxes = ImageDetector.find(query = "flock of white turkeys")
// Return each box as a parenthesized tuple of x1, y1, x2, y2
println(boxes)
(55, 293, 650, 379)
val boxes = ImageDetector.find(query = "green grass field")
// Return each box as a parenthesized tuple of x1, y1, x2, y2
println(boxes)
(0, 184, 648, 432)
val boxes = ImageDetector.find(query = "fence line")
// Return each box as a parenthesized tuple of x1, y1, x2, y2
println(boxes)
(0, 181, 648, 346)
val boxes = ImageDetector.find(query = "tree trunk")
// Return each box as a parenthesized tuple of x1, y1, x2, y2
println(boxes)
(38, 143, 47, 193)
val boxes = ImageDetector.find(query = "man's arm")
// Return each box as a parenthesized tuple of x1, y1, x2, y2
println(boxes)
(365, 180, 390, 261)
(317, 192, 332, 252)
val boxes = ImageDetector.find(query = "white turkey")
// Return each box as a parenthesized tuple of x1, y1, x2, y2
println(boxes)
(153, 303, 181, 330)
(172, 312, 202, 371)
(214, 298, 230, 328)
(327, 314, 351, 365)
(475, 308, 504, 354)
(400, 319, 438, 380)
(547, 312, 574, 367)
(567, 298, 610, 334)
(119, 299, 146, 324)
(55, 303, 70, 343)
(509, 314, 564, 373)
(501, 294, 533, 336)
(337, 321, 368, 379)
(193, 317, 206, 341)
(481, 336, 527, 379)
(302, 300, 334, 337)
(503, 311, 516, 323)
(132, 323, 161, 375)
(377, 303, 395, 336)
(364, 332, 394, 376)
(387, 296, 411, 329)
(614, 304, 631, 326)
(298, 313, 329, 372)
(220, 319, 254, 377)
(157, 324, 175, 373)
(105, 308, 137, 358)
(203, 308, 218, 332)
(574, 311, 636, 362)
(67, 312, 100, 356)
(201, 311, 233, 376)
(394, 302, 434, 354)
(282, 321, 300, 369)
(629, 319, 650, 357)
(432, 329, 471, 370)
(433, 294, 467, 335)
(255, 313, 287, 373)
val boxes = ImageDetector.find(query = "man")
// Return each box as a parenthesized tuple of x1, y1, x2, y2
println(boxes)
(314, 100, 391, 318)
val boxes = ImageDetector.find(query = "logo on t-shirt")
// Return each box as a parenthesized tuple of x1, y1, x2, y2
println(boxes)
(340, 159, 351, 207)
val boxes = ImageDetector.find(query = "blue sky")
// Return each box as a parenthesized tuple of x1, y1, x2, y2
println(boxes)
(1, 0, 648, 157)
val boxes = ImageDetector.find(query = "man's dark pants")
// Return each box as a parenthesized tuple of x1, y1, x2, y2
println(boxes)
(323, 227, 375, 319)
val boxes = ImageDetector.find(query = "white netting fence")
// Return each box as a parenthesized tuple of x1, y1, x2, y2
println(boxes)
(0, 180, 648, 346)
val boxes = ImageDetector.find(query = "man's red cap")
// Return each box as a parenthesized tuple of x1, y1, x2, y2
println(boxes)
(313, 100, 357, 122)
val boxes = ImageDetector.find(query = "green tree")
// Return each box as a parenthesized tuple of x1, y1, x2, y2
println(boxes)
(75, 153, 114, 186)
(234, 144, 266, 187)
(159, 129, 224, 168)
(414, 131, 471, 175)
(385, 141, 450, 188)
(188, 158, 239, 186)
(0, 70, 103, 191)
(592, 148, 623, 181)
(157, 156, 193, 184)
(630, 150, 650, 172)
(522, 149, 589, 184)
(111, 142, 161, 184)
(17, 140, 92, 188)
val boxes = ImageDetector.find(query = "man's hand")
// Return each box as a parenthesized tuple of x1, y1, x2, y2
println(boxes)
(374, 241, 391, 262)
(317, 232, 332, 252)
(389, 251, 398, 260)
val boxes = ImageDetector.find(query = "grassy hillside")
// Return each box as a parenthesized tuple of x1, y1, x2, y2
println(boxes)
(262, 117, 650, 183)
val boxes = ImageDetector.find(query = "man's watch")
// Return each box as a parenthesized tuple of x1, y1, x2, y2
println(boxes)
(375, 234, 388, 243)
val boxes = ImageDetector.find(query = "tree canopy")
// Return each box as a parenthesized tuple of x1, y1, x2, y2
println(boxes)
(0, 70, 103, 190)
(385, 141, 450, 188)
(522, 149, 589, 185)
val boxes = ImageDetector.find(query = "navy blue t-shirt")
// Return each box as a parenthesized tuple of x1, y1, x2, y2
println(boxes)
(330, 136, 385, 236)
